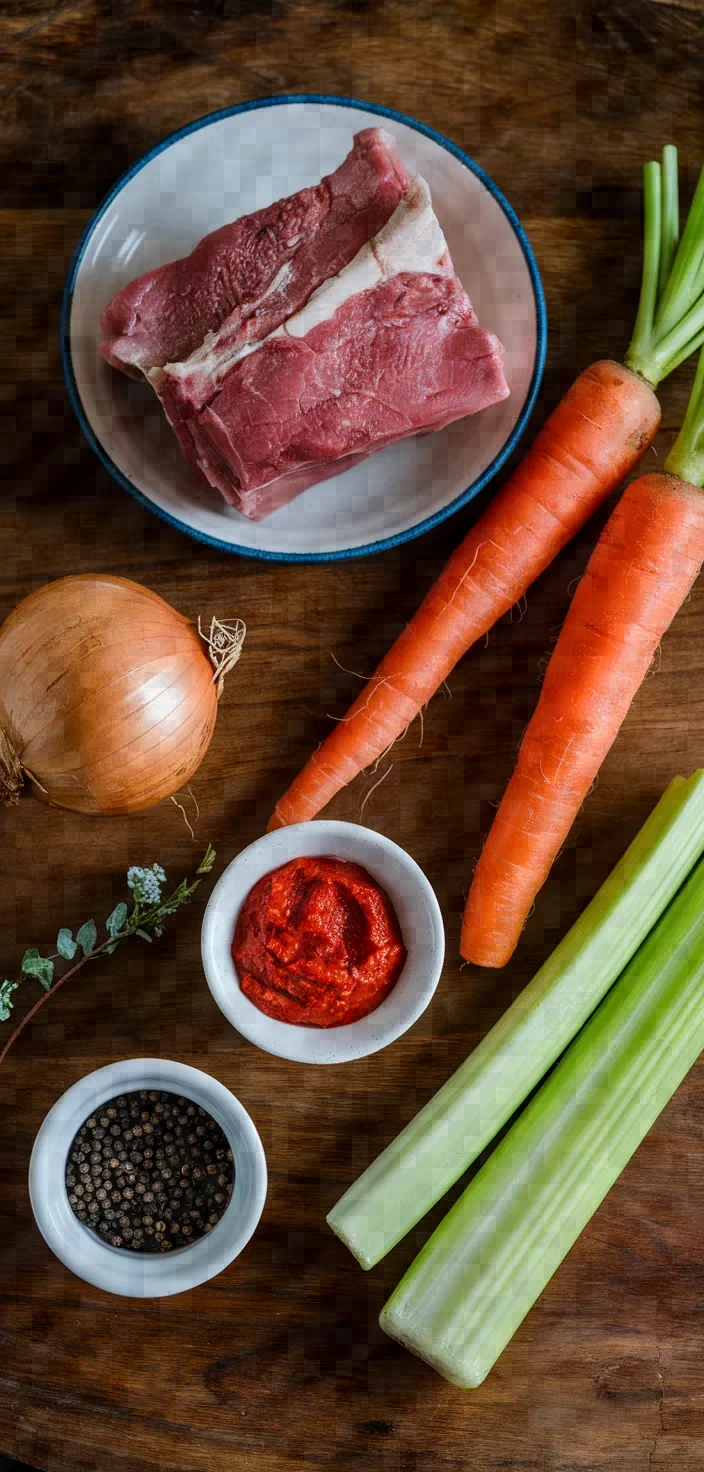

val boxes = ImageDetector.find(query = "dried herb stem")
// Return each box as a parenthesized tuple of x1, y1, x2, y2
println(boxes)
(0, 847, 216, 1066)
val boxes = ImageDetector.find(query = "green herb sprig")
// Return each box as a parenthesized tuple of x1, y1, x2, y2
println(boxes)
(0, 846, 216, 1066)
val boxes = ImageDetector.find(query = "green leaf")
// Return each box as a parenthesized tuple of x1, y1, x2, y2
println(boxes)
(0, 979, 18, 1022)
(57, 928, 78, 961)
(104, 940, 120, 955)
(197, 844, 216, 876)
(76, 920, 97, 956)
(106, 902, 128, 938)
(135, 928, 152, 942)
(21, 951, 54, 990)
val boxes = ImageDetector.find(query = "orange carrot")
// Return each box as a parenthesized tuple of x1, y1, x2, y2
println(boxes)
(461, 471, 704, 968)
(269, 150, 704, 833)
(269, 362, 660, 830)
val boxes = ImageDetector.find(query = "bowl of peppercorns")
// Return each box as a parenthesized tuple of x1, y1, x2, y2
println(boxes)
(28, 1057, 267, 1297)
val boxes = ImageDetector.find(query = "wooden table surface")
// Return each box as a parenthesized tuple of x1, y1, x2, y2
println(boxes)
(3, 2, 704, 1469)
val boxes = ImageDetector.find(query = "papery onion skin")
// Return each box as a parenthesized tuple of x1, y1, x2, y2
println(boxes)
(0, 575, 220, 814)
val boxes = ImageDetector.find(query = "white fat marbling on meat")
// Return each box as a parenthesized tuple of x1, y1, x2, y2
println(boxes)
(163, 259, 295, 383)
(162, 176, 449, 391)
(281, 177, 450, 340)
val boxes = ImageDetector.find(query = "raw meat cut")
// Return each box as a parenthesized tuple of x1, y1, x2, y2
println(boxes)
(181, 177, 509, 519)
(99, 131, 509, 522)
(99, 128, 410, 379)
(160, 162, 453, 422)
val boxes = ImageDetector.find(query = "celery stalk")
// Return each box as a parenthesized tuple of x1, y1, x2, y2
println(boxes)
(380, 853, 704, 1388)
(327, 772, 704, 1269)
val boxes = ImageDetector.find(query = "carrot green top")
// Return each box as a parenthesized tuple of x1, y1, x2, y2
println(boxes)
(626, 146, 704, 388)
(664, 344, 704, 488)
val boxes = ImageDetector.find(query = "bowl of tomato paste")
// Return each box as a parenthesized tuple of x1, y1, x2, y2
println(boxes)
(201, 821, 445, 1064)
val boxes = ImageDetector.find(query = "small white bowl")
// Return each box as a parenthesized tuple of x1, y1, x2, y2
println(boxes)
(28, 1057, 267, 1298)
(201, 820, 445, 1064)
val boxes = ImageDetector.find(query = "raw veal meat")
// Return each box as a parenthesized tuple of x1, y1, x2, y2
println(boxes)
(99, 128, 410, 380)
(161, 162, 453, 425)
(99, 132, 509, 522)
(182, 177, 509, 519)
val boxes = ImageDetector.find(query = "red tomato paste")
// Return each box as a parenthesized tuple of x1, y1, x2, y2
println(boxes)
(232, 854, 407, 1028)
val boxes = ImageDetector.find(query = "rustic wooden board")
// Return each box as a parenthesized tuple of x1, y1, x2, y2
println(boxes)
(2, 1, 704, 1468)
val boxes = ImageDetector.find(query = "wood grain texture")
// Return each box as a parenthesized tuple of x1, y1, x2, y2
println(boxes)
(2, 0, 704, 1468)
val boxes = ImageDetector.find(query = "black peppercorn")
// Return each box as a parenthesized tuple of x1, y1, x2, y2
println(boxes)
(65, 1089, 234, 1254)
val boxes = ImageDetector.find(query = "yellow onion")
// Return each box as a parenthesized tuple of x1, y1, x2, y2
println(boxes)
(0, 574, 244, 814)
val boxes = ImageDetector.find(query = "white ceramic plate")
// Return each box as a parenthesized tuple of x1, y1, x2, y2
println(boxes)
(63, 95, 546, 562)
(201, 821, 445, 1064)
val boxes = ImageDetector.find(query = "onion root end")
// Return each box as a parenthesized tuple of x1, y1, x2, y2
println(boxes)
(0, 726, 23, 806)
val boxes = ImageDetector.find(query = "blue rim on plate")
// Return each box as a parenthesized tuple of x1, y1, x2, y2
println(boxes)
(61, 93, 548, 564)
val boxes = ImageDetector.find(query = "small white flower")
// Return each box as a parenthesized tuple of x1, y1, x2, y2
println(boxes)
(127, 864, 165, 905)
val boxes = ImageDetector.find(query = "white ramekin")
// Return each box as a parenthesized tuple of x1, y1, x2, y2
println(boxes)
(28, 1057, 267, 1298)
(201, 820, 445, 1064)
